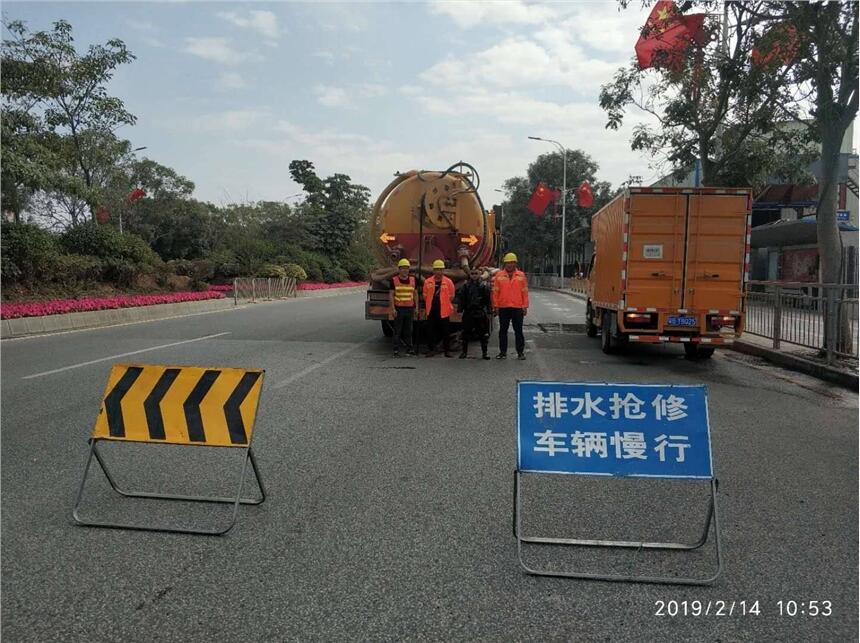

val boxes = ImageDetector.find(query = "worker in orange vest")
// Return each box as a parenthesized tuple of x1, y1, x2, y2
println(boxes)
(492, 252, 529, 360)
(423, 259, 455, 357)
(390, 258, 417, 357)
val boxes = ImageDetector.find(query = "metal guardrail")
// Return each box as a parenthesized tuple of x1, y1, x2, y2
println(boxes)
(744, 281, 859, 362)
(232, 277, 297, 304)
(529, 274, 589, 294)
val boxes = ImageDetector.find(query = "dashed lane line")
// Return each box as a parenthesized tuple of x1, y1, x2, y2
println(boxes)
(22, 332, 231, 379)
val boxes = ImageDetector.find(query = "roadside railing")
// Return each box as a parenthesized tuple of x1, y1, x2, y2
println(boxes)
(529, 274, 589, 294)
(744, 281, 859, 362)
(232, 277, 297, 304)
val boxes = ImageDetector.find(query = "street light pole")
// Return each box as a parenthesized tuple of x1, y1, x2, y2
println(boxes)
(528, 136, 567, 284)
(494, 188, 505, 266)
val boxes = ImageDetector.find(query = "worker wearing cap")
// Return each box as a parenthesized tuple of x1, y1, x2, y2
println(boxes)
(423, 259, 455, 357)
(492, 252, 529, 360)
(390, 258, 417, 357)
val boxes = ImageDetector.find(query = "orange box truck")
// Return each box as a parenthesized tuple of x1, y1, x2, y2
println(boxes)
(586, 187, 752, 358)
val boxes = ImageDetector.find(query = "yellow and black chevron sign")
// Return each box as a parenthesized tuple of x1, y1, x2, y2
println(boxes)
(92, 364, 264, 447)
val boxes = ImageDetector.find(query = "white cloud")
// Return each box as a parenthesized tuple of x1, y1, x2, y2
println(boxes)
(314, 83, 389, 108)
(183, 37, 258, 65)
(421, 36, 617, 95)
(217, 10, 280, 40)
(217, 71, 246, 91)
(191, 109, 268, 132)
(314, 85, 350, 108)
(429, 0, 553, 28)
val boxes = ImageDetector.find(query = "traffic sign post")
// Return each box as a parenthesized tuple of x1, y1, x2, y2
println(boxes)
(514, 381, 722, 585)
(73, 364, 267, 536)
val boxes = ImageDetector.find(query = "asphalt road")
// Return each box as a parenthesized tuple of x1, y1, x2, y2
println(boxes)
(1, 289, 857, 642)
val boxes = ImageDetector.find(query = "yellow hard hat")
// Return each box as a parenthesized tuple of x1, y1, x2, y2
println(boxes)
(397, 258, 410, 268)
(432, 259, 445, 269)
(503, 252, 518, 263)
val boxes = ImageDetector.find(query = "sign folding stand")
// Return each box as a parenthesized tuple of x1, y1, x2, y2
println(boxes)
(513, 381, 723, 586)
(73, 364, 267, 536)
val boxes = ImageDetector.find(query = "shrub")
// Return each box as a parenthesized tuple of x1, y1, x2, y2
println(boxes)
(323, 265, 350, 284)
(61, 223, 159, 265)
(102, 258, 138, 287)
(167, 259, 194, 276)
(282, 263, 308, 281)
(208, 250, 241, 280)
(1, 222, 61, 283)
(52, 254, 104, 286)
(258, 263, 287, 279)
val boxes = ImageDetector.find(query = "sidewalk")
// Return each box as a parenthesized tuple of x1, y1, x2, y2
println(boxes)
(733, 333, 858, 391)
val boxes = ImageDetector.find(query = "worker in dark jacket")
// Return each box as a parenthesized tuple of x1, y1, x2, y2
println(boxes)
(457, 268, 492, 359)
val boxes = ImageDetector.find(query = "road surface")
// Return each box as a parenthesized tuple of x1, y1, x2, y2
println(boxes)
(2, 289, 857, 642)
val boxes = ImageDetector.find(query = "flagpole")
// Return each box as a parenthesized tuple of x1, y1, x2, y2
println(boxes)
(528, 136, 567, 286)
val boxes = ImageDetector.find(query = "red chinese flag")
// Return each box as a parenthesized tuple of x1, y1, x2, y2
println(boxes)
(127, 187, 146, 203)
(95, 206, 110, 225)
(577, 181, 594, 208)
(635, 0, 707, 70)
(752, 24, 799, 69)
(527, 182, 553, 216)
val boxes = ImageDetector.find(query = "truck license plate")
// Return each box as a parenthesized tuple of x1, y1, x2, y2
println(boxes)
(667, 315, 697, 327)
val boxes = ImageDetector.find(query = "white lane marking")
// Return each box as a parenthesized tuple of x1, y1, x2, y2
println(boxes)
(21, 332, 231, 379)
(272, 334, 377, 389)
(527, 339, 552, 380)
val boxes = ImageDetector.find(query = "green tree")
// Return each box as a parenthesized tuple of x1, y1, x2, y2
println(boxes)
(2, 19, 136, 219)
(771, 1, 858, 289)
(288, 160, 371, 257)
(600, 1, 806, 187)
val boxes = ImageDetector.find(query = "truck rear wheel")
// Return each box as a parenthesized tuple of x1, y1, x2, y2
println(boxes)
(586, 303, 598, 337)
(601, 310, 615, 354)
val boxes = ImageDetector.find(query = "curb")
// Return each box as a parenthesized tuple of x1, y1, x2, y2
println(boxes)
(1, 298, 234, 339)
(296, 285, 367, 298)
(731, 340, 858, 391)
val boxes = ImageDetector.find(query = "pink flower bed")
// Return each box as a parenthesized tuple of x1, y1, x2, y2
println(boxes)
(1, 291, 225, 320)
(298, 281, 367, 291)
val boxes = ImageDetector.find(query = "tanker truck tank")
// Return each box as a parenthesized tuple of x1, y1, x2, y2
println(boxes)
(365, 162, 500, 335)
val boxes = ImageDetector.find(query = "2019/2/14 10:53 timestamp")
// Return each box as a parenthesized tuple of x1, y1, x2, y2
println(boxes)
(653, 600, 833, 617)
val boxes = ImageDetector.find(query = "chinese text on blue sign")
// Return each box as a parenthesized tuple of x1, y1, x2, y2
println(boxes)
(517, 382, 712, 479)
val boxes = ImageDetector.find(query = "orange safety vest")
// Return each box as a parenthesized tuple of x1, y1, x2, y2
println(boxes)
(492, 269, 529, 309)
(423, 275, 455, 318)
(392, 275, 416, 308)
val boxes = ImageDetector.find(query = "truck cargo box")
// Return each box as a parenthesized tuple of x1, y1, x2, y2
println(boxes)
(587, 187, 751, 357)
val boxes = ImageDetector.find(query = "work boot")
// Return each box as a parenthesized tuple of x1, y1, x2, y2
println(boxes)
(517, 353, 526, 360)
(459, 351, 467, 359)
(482, 348, 490, 360)
(496, 353, 507, 359)
(406, 347, 416, 356)
(393, 350, 400, 358)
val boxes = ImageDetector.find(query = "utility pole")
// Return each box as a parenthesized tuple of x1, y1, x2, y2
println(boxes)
(528, 136, 567, 284)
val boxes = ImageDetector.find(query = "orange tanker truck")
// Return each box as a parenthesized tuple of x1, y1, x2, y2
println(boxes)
(586, 186, 752, 358)
(365, 162, 498, 335)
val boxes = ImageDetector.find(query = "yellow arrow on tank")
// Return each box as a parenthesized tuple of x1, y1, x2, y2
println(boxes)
(460, 234, 478, 246)
(379, 232, 396, 244)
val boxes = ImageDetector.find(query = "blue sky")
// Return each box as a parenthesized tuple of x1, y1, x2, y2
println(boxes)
(5, 1, 658, 205)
